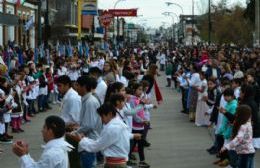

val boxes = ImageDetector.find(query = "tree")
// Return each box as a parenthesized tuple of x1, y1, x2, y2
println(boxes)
(197, 2, 254, 45)
(244, 0, 255, 24)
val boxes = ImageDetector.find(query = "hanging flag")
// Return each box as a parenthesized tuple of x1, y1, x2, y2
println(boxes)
(24, 16, 34, 31)
(34, 48, 38, 64)
(18, 48, 24, 65)
(62, 45, 66, 56)
(7, 49, 11, 72)
(56, 40, 59, 53)
(15, 0, 26, 7)
(40, 43, 44, 58)
(78, 41, 83, 57)
(46, 49, 50, 65)
(68, 40, 73, 57)
(84, 41, 89, 58)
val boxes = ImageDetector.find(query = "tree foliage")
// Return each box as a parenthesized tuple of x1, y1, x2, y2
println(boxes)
(197, 3, 254, 45)
(244, 0, 255, 24)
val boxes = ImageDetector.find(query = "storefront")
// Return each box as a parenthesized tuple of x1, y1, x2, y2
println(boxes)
(0, 0, 37, 48)
(16, 3, 36, 48)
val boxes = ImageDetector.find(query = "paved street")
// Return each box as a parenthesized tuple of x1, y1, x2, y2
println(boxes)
(0, 74, 259, 168)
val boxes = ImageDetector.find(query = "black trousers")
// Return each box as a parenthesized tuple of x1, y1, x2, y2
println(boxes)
(130, 130, 145, 161)
(181, 87, 188, 113)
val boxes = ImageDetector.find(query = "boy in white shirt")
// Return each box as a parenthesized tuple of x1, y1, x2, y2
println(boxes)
(68, 103, 141, 168)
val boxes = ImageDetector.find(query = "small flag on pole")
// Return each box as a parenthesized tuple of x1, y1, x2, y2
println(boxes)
(24, 16, 34, 31)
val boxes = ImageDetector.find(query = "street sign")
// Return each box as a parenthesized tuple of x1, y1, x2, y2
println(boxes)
(0, 13, 19, 26)
(82, 0, 98, 15)
(99, 10, 113, 27)
(127, 23, 135, 29)
(108, 9, 137, 17)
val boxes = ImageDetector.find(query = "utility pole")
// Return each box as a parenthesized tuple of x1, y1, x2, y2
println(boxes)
(172, 22, 174, 48)
(77, 0, 82, 40)
(117, 16, 119, 46)
(37, 0, 42, 46)
(192, 0, 194, 46)
(208, 0, 211, 45)
(256, 0, 260, 47)
(44, 0, 49, 48)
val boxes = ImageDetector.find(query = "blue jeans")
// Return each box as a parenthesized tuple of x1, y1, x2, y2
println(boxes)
(38, 95, 47, 110)
(238, 154, 254, 168)
(80, 151, 96, 168)
(228, 150, 238, 168)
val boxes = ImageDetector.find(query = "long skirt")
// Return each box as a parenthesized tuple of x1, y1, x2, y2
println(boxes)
(195, 99, 210, 126)
(189, 88, 198, 121)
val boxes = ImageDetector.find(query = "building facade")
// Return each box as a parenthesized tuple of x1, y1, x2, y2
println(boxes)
(0, 0, 37, 48)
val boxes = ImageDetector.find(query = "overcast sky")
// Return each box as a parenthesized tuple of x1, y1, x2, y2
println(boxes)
(98, 0, 247, 28)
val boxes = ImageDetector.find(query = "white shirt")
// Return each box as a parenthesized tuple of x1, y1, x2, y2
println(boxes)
(68, 70, 80, 81)
(79, 117, 131, 159)
(57, 67, 67, 76)
(159, 54, 166, 64)
(98, 58, 105, 70)
(19, 138, 73, 168)
(189, 73, 201, 87)
(116, 75, 128, 87)
(95, 78, 107, 104)
(234, 87, 240, 99)
(60, 88, 81, 124)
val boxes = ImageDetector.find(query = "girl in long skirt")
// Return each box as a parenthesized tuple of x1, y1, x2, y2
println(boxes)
(187, 64, 201, 122)
(195, 71, 209, 126)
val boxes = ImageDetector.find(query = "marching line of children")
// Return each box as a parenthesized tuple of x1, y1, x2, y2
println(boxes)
(99, 77, 158, 167)
(0, 63, 54, 150)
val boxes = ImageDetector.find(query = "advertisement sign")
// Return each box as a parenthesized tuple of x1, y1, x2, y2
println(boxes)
(82, 0, 98, 15)
(108, 9, 137, 17)
(99, 10, 113, 27)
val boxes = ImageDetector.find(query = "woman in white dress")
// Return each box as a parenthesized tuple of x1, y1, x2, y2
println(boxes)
(195, 71, 210, 126)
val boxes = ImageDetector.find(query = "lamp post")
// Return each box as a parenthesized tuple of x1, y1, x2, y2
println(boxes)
(162, 12, 176, 48)
(113, 0, 126, 46)
(44, 0, 49, 48)
(208, 0, 211, 45)
(256, 0, 260, 47)
(165, 2, 183, 44)
(37, 0, 42, 46)
(77, 0, 82, 40)
(165, 2, 184, 14)
(192, 0, 194, 46)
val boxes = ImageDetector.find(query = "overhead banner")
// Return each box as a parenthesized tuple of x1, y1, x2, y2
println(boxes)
(82, 0, 98, 15)
(108, 9, 137, 17)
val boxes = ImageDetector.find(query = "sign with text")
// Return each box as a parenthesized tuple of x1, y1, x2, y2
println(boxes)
(82, 0, 98, 15)
(108, 9, 137, 17)
(99, 10, 113, 27)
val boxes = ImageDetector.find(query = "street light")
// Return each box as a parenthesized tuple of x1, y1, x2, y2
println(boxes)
(37, 0, 42, 46)
(208, 0, 211, 45)
(192, 0, 194, 46)
(113, 0, 127, 46)
(165, 1, 184, 45)
(162, 12, 175, 48)
(165, 2, 184, 14)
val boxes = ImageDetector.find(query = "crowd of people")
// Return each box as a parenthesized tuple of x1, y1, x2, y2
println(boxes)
(0, 42, 259, 168)
(165, 46, 260, 168)
(0, 43, 164, 168)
